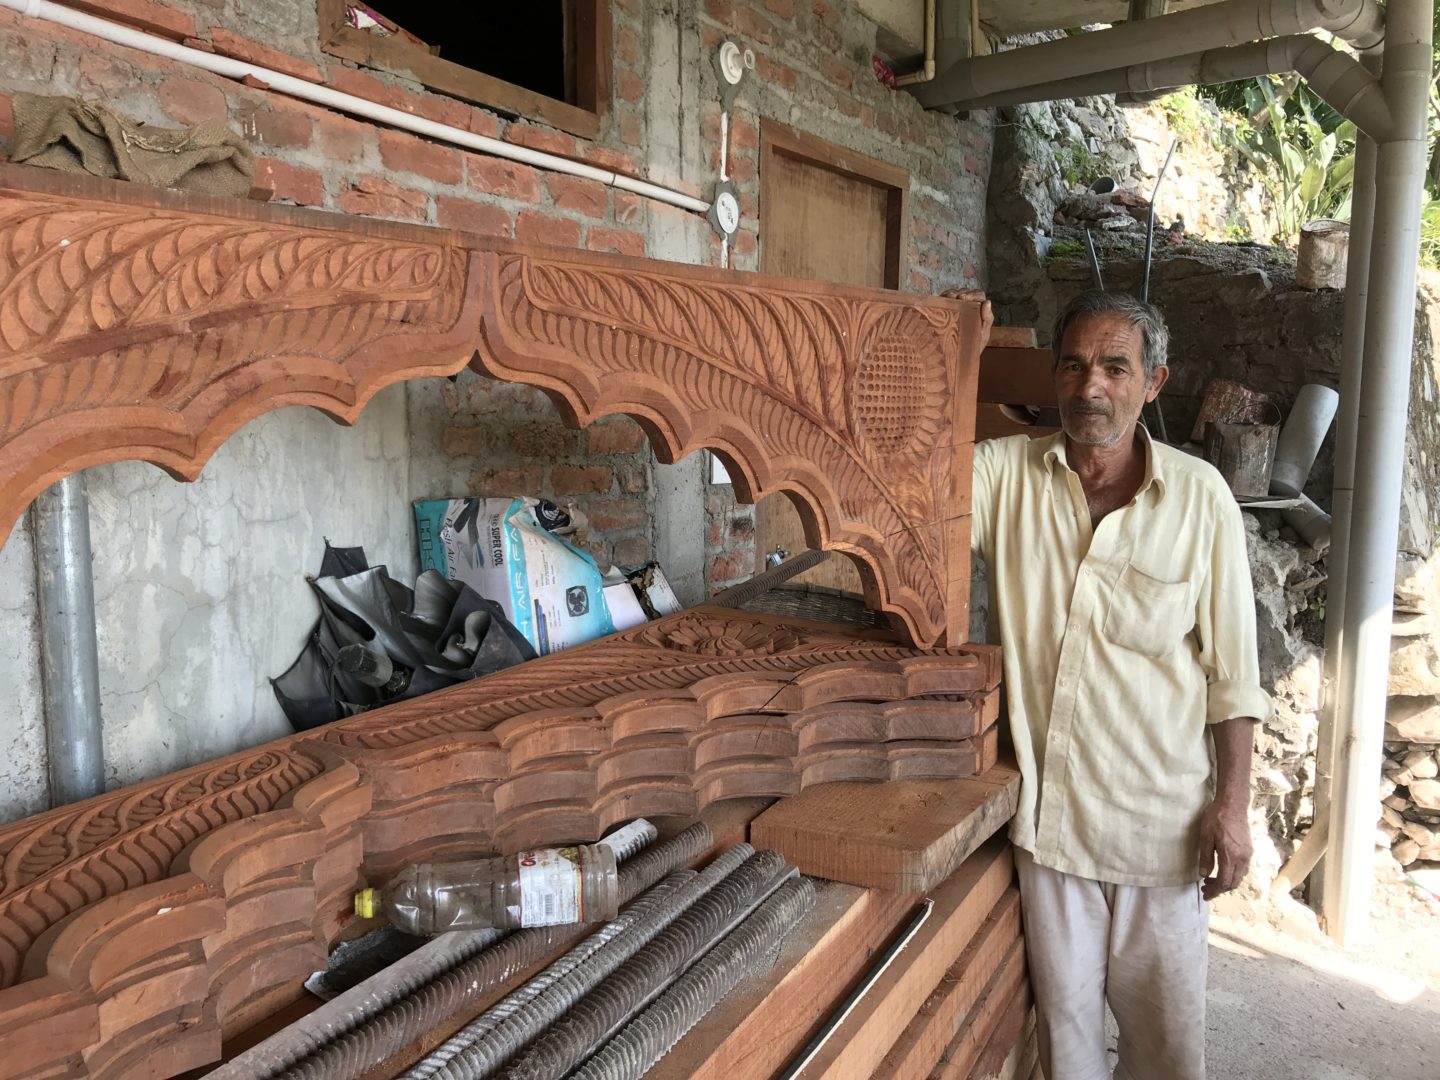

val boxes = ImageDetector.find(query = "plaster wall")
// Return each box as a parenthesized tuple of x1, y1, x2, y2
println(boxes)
(0, 0, 991, 819)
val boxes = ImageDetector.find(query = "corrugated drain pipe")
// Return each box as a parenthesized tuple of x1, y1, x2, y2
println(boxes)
(30, 474, 106, 807)
(0, 0, 711, 216)
(912, 0, 1386, 110)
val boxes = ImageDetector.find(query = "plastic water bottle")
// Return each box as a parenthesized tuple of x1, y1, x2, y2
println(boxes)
(352, 819, 657, 935)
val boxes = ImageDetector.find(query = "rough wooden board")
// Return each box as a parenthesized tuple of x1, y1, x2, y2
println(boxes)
(793, 839, 1014, 1079)
(750, 763, 1020, 892)
(646, 880, 916, 1080)
(930, 939, 1029, 1080)
(876, 889, 1022, 1080)
(969, 993, 1036, 1080)
(987, 327, 1039, 349)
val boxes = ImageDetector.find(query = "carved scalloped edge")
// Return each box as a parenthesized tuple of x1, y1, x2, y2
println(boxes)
(0, 249, 486, 551)
(473, 250, 968, 643)
(0, 757, 371, 1075)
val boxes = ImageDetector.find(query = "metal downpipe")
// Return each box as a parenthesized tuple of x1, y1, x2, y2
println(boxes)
(912, 0, 1386, 110)
(1322, 0, 1433, 946)
(31, 473, 106, 806)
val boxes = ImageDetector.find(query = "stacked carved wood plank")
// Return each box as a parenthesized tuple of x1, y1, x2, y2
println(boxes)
(654, 787, 1034, 1080)
(0, 164, 1000, 1077)
(0, 608, 1001, 1078)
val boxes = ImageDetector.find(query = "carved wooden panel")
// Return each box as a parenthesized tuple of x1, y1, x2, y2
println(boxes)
(0, 607, 998, 1078)
(0, 165, 983, 645)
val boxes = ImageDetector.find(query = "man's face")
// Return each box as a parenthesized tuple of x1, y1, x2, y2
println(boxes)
(1054, 313, 1168, 449)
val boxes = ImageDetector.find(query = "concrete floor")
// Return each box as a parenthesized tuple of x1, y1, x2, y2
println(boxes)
(1202, 930, 1440, 1079)
(1097, 894, 1440, 1079)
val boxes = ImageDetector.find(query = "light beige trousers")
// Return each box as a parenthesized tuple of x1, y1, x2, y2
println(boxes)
(1014, 848, 1209, 1080)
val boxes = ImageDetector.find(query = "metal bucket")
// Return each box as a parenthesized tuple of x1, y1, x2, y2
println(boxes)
(1204, 417, 1280, 498)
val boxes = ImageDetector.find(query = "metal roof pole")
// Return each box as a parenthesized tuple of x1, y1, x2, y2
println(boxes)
(1322, 0, 1434, 945)
(30, 473, 106, 806)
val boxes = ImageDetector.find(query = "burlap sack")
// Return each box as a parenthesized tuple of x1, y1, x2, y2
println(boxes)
(10, 92, 253, 196)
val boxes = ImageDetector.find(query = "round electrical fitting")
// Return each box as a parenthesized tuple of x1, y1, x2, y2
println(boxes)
(718, 40, 746, 86)
(713, 190, 741, 235)
(743, 48, 756, 71)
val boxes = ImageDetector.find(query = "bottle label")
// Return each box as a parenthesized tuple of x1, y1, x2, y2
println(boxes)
(516, 846, 585, 926)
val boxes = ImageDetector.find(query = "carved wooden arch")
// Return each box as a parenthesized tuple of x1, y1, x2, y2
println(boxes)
(0, 165, 982, 645)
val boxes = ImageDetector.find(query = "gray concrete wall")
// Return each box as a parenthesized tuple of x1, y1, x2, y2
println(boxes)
(0, 0, 991, 821)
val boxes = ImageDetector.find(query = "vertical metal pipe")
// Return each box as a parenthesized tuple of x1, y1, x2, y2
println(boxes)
(1311, 116, 1378, 906)
(30, 473, 106, 806)
(1323, 0, 1433, 946)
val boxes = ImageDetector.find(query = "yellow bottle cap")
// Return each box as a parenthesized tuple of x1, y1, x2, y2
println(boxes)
(354, 888, 379, 919)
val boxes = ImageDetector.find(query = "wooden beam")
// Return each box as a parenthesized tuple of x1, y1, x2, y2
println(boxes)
(792, 838, 1014, 1079)
(750, 762, 1019, 892)
(876, 889, 1022, 1079)
(646, 882, 916, 1080)
(931, 940, 1030, 1079)
(987, 327, 1039, 349)
(978, 347, 1056, 407)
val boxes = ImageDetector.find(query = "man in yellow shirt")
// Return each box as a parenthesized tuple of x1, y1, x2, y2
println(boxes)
(972, 290, 1271, 1080)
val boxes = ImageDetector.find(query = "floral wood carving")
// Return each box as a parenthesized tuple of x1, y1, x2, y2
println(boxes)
(0, 608, 999, 1078)
(0, 166, 983, 645)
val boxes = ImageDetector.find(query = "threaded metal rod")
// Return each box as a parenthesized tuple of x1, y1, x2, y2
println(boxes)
(275, 824, 714, 1080)
(401, 874, 694, 1080)
(571, 877, 817, 1080)
(499, 851, 791, 1080)
(423, 843, 757, 1080)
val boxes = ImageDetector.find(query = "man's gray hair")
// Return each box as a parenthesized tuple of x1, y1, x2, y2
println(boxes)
(1051, 291, 1170, 381)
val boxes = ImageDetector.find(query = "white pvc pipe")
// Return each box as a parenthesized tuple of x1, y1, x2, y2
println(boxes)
(913, 0, 1386, 109)
(1310, 110, 1377, 911)
(1271, 384, 1341, 497)
(941, 35, 1393, 140)
(0, 0, 712, 215)
(1323, 0, 1432, 947)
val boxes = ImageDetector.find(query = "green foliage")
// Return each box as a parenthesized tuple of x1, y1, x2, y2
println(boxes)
(1158, 88, 1214, 146)
(1045, 239, 1085, 260)
(1217, 78, 1356, 244)
(1419, 198, 1440, 269)
(1224, 217, 1253, 243)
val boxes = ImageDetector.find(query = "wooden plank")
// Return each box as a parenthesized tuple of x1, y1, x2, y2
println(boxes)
(968, 989, 1035, 1080)
(876, 889, 1021, 1080)
(646, 882, 916, 1080)
(978, 347, 1056, 407)
(975, 406, 1060, 443)
(792, 839, 1014, 1079)
(987, 327, 1038, 349)
(750, 763, 1020, 892)
(931, 941, 1030, 1080)
(322, 25, 602, 140)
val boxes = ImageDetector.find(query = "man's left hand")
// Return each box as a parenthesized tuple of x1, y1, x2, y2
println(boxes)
(1198, 796, 1251, 900)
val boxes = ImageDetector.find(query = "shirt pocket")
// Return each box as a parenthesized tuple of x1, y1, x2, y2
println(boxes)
(1102, 562, 1193, 658)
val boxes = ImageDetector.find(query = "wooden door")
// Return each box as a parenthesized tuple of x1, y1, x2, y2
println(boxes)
(754, 121, 909, 593)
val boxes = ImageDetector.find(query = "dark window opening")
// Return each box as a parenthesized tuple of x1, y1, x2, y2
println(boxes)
(353, 1, 571, 103)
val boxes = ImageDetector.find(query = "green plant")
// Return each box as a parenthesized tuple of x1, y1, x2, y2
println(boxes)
(1224, 218, 1253, 243)
(1045, 238, 1085, 260)
(1219, 78, 1357, 243)
(1419, 196, 1440, 268)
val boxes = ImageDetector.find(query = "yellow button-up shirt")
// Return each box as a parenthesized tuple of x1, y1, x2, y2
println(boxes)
(973, 428, 1272, 886)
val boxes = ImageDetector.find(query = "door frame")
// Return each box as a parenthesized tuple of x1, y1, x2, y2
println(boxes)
(758, 118, 910, 290)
